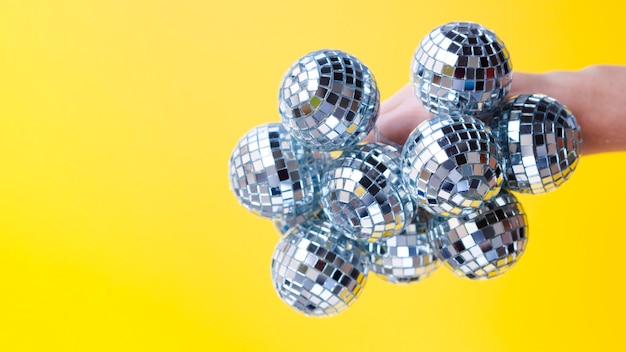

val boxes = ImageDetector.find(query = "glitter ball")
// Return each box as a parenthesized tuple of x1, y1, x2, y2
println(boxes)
(401, 114, 503, 217)
(490, 94, 583, 194)
(270, 219, 368, 317)
(278, 49, 379, 151)
(429, 190, 528, 280)
(411, 21, 512, 119)
(229, 122, 324, 219)
(321, 143, 415, 243)
(367, 207, 440, 284)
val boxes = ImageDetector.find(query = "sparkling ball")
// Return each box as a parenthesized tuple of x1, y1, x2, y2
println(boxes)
(229, 122, 323, 218)
(401, 114, 503, 217)
(429, 190, 528, 280)
(411, 21, 512, 119)
(278, 49, 380, 151)
(367, 207, 440, 284)
(270, 219, 368, 317)
(272, 150, 335, 235)
(490, 94, 583, 194)
(321, 143, 415, 243)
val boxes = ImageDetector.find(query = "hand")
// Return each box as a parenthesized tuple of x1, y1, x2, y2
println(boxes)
(370, 66, 626, 155)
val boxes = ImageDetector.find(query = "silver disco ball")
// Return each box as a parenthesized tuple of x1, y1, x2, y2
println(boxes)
(402, 114, 503, 217)
(429, 190, 528, 280)
(270, 219, 368, 317)
(321, 143, 415, 243)
(229, 122, 324, 219)
(367, 207, 440, 284)
(490, 93, 583, 194)
(411, 21, 512, 119)
(278, 49, 379, 151)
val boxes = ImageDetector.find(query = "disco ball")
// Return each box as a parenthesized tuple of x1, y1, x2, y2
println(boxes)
(429, 190, 528, 280)
(278, 49, 379, 151)
(490, 93, 583, 194)
(367, 207, 440, 284)
(411, 21, 512, 119)
(229, 122, 324, 219)
(401, 114, 503, 217)
(225, 19, 587, 317)
(270, 219, 368, 317)
(321, 142, 415, 243)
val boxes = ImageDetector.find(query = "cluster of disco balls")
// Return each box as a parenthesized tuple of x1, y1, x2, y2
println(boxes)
(228, 21, 582, 317)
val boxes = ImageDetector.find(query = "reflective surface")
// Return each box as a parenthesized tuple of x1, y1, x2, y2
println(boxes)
(402, 114, 503, 217)
(233, 21, 578, 319)
(367, 207, 440, 284)
(270, 220, 368, 317)
(411, 22, 512, 118)
(321, 143, 415, 243)
(490, 94, 583, 194)
(429, 190, 528, 280)
(229, 123, 323, 219)
(279, 49, 379, 151)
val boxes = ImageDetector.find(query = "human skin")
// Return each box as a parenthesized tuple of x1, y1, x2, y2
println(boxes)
(370, 65, 626, 155)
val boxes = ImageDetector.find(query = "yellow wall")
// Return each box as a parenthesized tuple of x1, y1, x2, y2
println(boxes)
(1, 1, 624, 351)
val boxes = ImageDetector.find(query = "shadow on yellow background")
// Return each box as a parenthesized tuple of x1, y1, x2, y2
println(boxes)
(1, 1, 624, 351)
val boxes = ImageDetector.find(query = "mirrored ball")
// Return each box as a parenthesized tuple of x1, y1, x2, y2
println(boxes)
(321, 143, 415, 243)
(411, 21, 512, 119)
(229, 122, 323, 219)
(270, 219, 368, 317)
(278, 49, 379, 151)
(490, 93, 583, 194)
(429, 190, 528, 280)
(402, 114, 503, 217)
(367, 207, 440, 284)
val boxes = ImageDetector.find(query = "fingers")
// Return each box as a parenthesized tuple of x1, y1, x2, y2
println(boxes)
(506, 72, 539, 97)
(377, 94, 429, 144)
(379, 82, 415, 115)
(365, 83, 432, 145)
(366, 72, 535, 146)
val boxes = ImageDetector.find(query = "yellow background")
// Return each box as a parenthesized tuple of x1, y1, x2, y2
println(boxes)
(1, 1, 624, 351)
